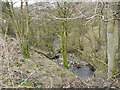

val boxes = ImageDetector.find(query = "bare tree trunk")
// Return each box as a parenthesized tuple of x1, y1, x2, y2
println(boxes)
(107, 21, 116, 78)
(107, 4, 118, 78)
(0, 1, 2, 33)
(105, 5, 108, 64)
(117, 1, 120, 80)
(107, 2, 120, 78)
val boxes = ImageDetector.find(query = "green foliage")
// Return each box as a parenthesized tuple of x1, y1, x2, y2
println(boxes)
(108, 28, 115, 33)
(111, 67, 116, 75)
(15, 57, 26, 63)
(21, 80, 33, 86)
(21, 40, 30, 58)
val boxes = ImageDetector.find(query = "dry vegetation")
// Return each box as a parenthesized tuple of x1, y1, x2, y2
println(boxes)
(0, 1, 120, 89)
(0, 33, 119, 88)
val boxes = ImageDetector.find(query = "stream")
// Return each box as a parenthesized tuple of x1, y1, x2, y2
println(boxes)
(51, 35, 96, 79)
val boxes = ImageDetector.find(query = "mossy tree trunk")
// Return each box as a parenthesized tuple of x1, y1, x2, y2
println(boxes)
(3, 1, 30, 58)
(62, 20, 68, 68)
(21, 1, 30, 58)
(56, 2, 71, 68)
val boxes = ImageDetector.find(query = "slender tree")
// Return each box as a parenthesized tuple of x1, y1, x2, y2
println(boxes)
(107, 2, 118, 78)
(117, 1, 120, 80)
(56, 2, 72, 68)
(20, 0, 30, 58)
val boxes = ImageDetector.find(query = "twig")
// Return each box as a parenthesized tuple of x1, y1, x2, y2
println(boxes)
(106, 79, 117, 90)
(76, 77, 91, 88)
(18, 67, 42, 88)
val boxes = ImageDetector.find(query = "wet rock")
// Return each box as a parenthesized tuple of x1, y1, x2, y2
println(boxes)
(72, 64, 96, 79)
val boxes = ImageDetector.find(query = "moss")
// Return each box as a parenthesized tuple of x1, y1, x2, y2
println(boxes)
(68, 72, 76, 77)
(108, 28, 114, 33)
(111, 67, 116, 75)
(21, 40, 30, 58)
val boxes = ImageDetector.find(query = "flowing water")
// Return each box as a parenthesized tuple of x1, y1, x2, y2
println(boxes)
(52, 35, 95, 78)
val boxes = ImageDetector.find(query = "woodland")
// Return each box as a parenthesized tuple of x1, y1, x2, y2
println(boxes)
(0, 0, 120, 88)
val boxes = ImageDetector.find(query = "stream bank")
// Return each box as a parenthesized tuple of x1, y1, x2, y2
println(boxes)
(51, 35, 96, 79)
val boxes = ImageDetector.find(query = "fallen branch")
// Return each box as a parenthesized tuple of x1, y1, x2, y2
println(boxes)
(30, 46, 60, 60)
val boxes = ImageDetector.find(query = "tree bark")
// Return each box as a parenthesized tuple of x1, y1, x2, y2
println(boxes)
(107, 21, 116, 78)
(107, 3, 118, 78)
(117, 1, 120, 80)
